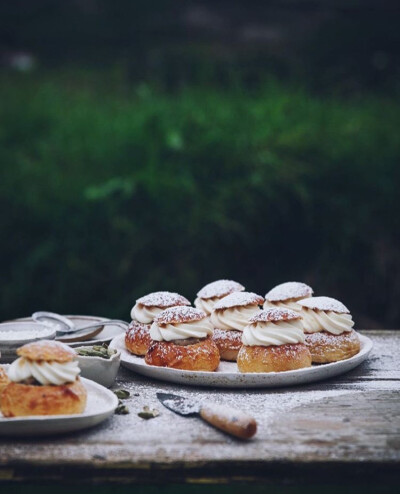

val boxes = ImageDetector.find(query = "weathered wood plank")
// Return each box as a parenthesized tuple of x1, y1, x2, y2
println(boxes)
(0, 331, 399, 485)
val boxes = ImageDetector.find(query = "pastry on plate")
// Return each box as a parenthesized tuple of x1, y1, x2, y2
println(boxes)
(264, 281, 313, 312)
(145, 306, 220, 371)
(298, 296, 360, 363)
(210, 292, 264, 361)
(1, 340, 87, 417)
(126, 291, 190, 356)
(194, 279, 245, 316)
(237, 308, 312, 373)
(0, 366, 10, 404)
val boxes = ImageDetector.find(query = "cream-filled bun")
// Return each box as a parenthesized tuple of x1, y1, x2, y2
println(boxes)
(264, 281, 313, 312)
(297, 296, 360, 363)
(1, 340, 86, 417)
(237, 308, 312, 373)
(146, 307, 219, 371)
(210, 292, 264, 332)
(131, 291, 190, 324)
(194, 279, 245, 315)
(297, 296, 354, 335)
(150, 306, 213, 342)
(242, 308, 305, 347)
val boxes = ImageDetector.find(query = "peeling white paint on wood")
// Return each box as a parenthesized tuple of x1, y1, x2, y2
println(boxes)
(0, 331, 399, 484)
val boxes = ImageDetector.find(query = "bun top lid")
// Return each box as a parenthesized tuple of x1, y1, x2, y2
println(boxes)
(265, 281, 313, 302)
(298, 296, 350, 314)
(249, 307, 302, 324)
(136, 291, 190, 308)
(213, 291, 264, 311)
(154, 306, 207, 326)
(17, 340, 76, 362)
(196, 279, 245, 300)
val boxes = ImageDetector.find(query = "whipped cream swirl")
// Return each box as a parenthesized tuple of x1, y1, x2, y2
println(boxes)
(194, 297, 219, 316)
(150, 318, 213, 342)
(210, 306, 260, 332)
(301, 309, 354, 335)
(8, 357, 80, 385)
(242, 318, 305, 346)
(131, 304, 164, 324)
(263, 300, 302, 313)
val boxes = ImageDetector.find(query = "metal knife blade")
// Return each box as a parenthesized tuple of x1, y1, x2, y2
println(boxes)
(156, 392, 200, 416)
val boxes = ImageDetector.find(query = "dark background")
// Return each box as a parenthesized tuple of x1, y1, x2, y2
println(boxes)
(1, 0, 399, 328)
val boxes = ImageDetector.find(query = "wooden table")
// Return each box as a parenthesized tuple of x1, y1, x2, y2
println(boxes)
(0, 330, 399, 488)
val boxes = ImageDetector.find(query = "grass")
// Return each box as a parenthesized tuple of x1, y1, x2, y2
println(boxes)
(0, 70, 399, 326)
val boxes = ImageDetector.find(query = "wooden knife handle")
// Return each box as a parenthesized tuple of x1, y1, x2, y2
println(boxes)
(199, 404, 257, 439)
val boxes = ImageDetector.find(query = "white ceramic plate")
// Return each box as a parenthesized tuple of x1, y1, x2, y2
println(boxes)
(0, 375, 118, 436)
(12, 316, 125, 348)
(110, 333, 373, 389)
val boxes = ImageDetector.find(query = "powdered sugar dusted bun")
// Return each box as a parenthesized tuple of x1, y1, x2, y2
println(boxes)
(305, 331, 360, 363)
(298, 296, 354, 335)
(195, 279, 245, 315)
(145, 336, 220, 371)
(238, 306, 311, 372)
(1, 340, 87, 417)
(131, 291, 190, 323)
(210, 292, 263, 333)
(150, 306, 212, 342)
(125, 321, 152, 356)
(237, 343, 312, 373)
(212, 328, 243, 361)
(1, 379, 87, 417)
(264, 282, 313, 312)
(242, 308, 305, 347)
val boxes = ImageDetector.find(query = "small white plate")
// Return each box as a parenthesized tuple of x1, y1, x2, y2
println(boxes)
(11, 316, 125, 348)
(0, 376, 118, 436)
(110, 333, 373, 389)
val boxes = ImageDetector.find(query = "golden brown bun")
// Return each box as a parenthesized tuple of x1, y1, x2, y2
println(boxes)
(0, 366, 10, 404)
(145, 336, 220, 371)
(125, 321, 152, 356)
(17, 340, 76, 363)
(237, 343, 312, 373)
(212, 328, 242, 361)
(305, 330, 360, 363)
(0, 378, 87, 417)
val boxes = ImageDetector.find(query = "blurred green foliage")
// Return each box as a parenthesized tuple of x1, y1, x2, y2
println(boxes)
(0, 72, 399, 326)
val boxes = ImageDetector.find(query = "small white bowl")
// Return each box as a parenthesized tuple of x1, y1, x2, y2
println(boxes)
(75, 347, 121, 388)
(0, 322, 56, 363)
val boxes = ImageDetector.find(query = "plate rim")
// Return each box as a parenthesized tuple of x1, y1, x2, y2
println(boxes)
(110, 332, 373, 388)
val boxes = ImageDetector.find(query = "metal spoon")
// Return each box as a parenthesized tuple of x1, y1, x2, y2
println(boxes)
(32, 311, 129, 342)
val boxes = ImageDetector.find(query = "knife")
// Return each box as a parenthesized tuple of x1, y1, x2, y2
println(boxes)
(156, 392, 257, 439)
